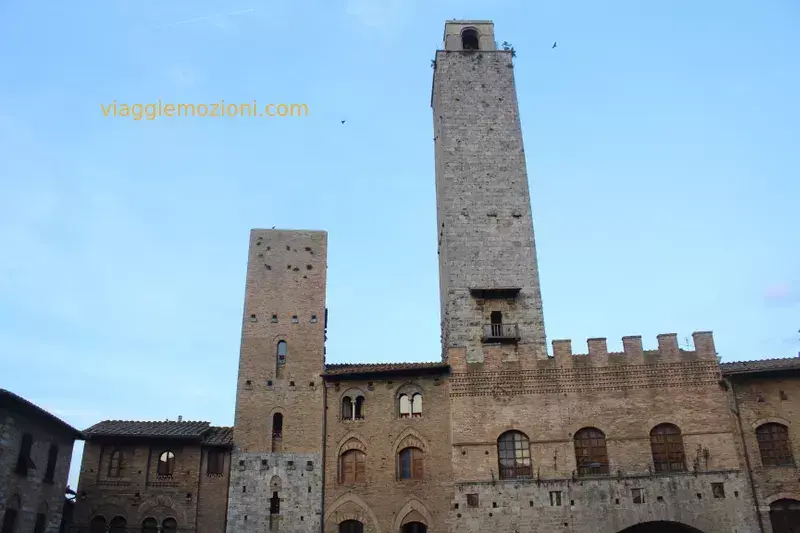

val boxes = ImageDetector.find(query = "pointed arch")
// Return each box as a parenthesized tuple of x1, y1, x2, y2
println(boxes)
(336, 431, 369, 456)
(324, 493, 382, 533)
(391, 499, 434, 533)
(392, 427, 429, 456)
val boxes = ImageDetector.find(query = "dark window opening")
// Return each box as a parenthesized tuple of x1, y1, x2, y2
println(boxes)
(272, 413, 283, 452)
(162, 518, 177, 532)
(355, 396, 365, 419)
(339, 520, 363, 533)
(769, 498, 800, 533)
(490, 311, 503, 337)
(270, 492, 280, 514)
(109, 517, 127, 533)
(402, 523, 427, 533)
(33, 513, 47, 533)
(342, 397, 353, 420)
(15, 433, 35, 475)
(141, 517, 158, 533)
(461, 28, 479, 50)
(90, 516, 107, 533)
(498, 430, 532, 479)
(756, 423, 794, 466)
(108, 450, 124, 478)
(339, 450, 366, 484)
(574, 427, 609, 476)
(632, 488, 645, 504)
(466, 493, 479, 508)
(712, 483, 725, 498)
(398, 447, 423, 480)
(277, 340, 287, 364)
(650, 423, 686, 473)
(1, 510, 18, 533)
(271, 314, 278, 323)
(550, 491, 562, 506)
(207, 450, 225, 475)
(44, 444, 58, 482)
(157, 450, 175, 476)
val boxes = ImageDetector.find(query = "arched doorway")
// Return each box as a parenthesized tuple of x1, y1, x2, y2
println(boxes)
(618, 522, 704, 533)
(402, 523, 427, 533)
(770, 499, 800, 533)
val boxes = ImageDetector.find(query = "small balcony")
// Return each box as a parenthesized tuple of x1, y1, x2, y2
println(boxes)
(482, 323, 519, 343)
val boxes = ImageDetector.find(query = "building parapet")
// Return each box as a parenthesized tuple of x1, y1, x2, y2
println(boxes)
(552, 331, 717, 368)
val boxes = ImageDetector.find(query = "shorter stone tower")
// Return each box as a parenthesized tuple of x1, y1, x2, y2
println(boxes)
(226, 229, 327, 533)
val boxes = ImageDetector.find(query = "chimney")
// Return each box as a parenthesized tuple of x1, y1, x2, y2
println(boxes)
(178, 415, 183, 422)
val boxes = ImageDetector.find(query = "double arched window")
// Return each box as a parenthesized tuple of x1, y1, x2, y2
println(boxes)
(399, 393, 422, 418)
(341, 394, 365, 421)
(497, 430, 532, 479)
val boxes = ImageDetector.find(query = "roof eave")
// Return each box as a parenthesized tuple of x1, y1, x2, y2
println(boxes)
(322, 365, 450, 381)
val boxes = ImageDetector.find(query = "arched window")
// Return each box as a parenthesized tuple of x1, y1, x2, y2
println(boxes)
(756, 423, 794, 466)
(398, 447, 423, 480)
(399, 394, 411, 418)
(277, 341, 287, 364)
(109, 516, 127, 533)
(339, 520, 364, 533)
(574, 427, 609, 476)
(272, 413, 283, 438)
(411, 394, 422, 417)
(90, 516, 107, 533)
(15, 433, 34, 475)
(769, 498, 800, 533)
(650, 424, 685, 473)
(162, 518, 177, 532)
(108, 450, 124, 477)
(342, 397, 354, 420)
(402, 523, 427, 533)
(461, 28, 479, 50)
(157, 450, 175, 476)
(141, 517, 158, 533)
(339, 450, 366, 484)
(43, 444, 58, 482)
(497, 430, 532, 479)
(355, 396, 365, 419)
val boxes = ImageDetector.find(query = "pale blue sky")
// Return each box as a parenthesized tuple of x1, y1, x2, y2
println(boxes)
(0, 0, 798, 489)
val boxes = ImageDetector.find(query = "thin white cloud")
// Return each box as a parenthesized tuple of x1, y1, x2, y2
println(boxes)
(153, 8, 254, 30)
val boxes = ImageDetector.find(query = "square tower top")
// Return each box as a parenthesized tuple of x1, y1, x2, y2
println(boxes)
(442, 20, 497, 51)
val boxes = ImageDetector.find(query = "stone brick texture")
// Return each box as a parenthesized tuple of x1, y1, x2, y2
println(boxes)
(74, 439, 230, 533)
(323, 374, 452, 533)
(1, 407, 76, 533)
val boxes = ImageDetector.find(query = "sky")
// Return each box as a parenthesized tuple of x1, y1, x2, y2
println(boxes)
(0, 0, 798, 490)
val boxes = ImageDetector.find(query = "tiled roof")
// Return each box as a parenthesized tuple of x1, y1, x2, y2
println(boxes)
(323, 361, 450, 376)
(83, 420, 211, 439)
(202, 426, 234, 446)
(721, 356, 800, 375)
(0, 389, 84, 439)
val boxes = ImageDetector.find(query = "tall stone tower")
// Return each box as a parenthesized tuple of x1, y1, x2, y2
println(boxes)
(226, 229, 327, 533)
(432, 21, 547, 366)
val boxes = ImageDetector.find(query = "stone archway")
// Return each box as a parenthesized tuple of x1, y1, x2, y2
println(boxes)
(618, 522, 704, 533)
(769, 499, 800, 533)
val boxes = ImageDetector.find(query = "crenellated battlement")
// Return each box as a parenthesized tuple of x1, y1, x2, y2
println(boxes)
(552, 331, 717, 368)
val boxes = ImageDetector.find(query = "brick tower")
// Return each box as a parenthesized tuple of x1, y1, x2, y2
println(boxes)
(226, 230, 327, 533)
(432, 21, 547, 366)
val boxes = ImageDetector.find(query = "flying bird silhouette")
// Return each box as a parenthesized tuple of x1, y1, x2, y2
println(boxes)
(341, 120, 346, 124)
(271, 226, 275, 229)
(552, 42, 557, 48)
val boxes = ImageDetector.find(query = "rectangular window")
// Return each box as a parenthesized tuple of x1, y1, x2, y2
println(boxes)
(43, 444, 58, 482)
(33, 513, 46, 533)
(2, 510, 19, 533)
(466, 494, 479, 508)
(549, 491, 562, 506)
(711, 483, 725, 498)
(207, 450, 225, 475)
(632, 488, 645, 504)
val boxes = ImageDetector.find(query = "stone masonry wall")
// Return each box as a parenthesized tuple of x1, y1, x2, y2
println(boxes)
(226, 452, 322, 533)
(0, 408, 76, 533)
(432, 44, 546, 358)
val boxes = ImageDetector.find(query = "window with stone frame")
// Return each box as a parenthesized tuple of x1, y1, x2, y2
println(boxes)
(574, 427, 609, 476)
(399, 393, 422, 418)
(207, 449, 225, 475)
(341, 393, 365, 421)
(157, 450, 175, 476)
(756, 423, 794, 466)
(108, 450, 124, 477)
(497, 430, 532, 479)
(650, 423, 686, 473)
(339, 450, 366, 484)
(43, 444, 58, 482)
(398, 447, 423, 480)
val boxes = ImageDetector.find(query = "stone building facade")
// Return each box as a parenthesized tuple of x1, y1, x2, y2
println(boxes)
(1, 388, 84, 533)
(69, 20, 800, 533)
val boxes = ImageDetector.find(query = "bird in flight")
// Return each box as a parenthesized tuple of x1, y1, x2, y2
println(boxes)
(552, 42, 557, 49)
(341, 120, 346, 124)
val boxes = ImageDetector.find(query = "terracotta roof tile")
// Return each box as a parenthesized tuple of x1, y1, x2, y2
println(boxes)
(83, 420, 211, 439)
(323, 361, 449, 376)
(721, 356, 800, 375)
(202, 426, 234, 446)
